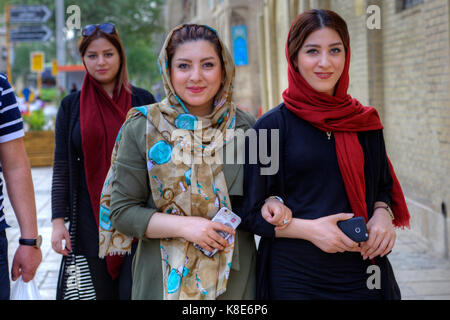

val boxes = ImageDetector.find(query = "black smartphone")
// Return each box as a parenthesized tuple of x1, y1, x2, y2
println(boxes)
(337, 216, 369, 243)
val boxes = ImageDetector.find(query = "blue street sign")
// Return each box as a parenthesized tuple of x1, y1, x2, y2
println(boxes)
(9, 5, 52, 24)
(10, 25, 52, 42)
(232, 25, 249, 66)
(22, 87, 31, 102)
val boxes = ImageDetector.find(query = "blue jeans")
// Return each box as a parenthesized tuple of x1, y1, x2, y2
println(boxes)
(0, 231, 10, 300)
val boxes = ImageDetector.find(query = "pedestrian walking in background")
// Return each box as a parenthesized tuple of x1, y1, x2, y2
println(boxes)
(70, 83, 78, 94)
(99, 24, 257, 300)
(0, 74, 42, 300)
(51, 23, 156, 300)
(241, 9, 410, 300)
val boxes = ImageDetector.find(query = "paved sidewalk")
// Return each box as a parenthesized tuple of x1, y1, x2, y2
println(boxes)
(3, 166, 450, 300)
(389, 229, 450, 299)
(4, 167, 60, 300)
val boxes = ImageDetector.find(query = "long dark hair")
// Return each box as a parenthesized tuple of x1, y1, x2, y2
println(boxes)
(78, 27, 131, 92)
(288, 9, 350, 67)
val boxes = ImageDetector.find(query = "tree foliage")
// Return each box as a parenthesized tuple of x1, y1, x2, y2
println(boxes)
(1, 0, 164, 89)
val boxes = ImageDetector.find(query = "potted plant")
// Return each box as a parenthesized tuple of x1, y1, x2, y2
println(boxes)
(22, 109, 55, 167)
(23, 109, 46, 131)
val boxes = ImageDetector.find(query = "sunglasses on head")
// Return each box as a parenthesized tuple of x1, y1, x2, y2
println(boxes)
(82, 23, 116, 37)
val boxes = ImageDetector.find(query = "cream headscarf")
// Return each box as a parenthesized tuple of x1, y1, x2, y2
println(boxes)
(99, 24, 237, 300)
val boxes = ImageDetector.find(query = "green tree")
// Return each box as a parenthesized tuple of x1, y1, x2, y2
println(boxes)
(127, 39, 161, 89)
(1, 0, 164, 89)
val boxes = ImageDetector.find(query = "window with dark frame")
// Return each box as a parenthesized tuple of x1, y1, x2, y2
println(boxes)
(397, 0, 424, 12)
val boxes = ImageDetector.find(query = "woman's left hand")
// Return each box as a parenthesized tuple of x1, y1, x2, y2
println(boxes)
(360, 208, 396, 260)
(261, 198, 293, 231)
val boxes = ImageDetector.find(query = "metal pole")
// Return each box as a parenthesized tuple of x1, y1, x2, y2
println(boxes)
(443, 202, 448, 260)
(5, 3, 12, 82)
(37, 72, 42, 96)
(55, 0, 66, 90)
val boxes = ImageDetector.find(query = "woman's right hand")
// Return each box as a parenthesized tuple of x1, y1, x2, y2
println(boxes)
(307, 213, 361, 254)
(181, 216, 236, 252)
(51, 218, 72, 256)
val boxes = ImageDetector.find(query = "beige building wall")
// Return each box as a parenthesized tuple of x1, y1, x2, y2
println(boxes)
(257, 0, 450, 257)
(331, 1, 370, 106)
(380, 0, 450, 255)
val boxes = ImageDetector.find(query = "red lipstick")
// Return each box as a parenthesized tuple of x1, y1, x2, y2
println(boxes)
(188, 86, 206, 93)
(315, 72, 333, 80)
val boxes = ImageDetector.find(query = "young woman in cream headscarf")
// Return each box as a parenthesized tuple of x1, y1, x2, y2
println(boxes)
(98, 24, 257, 300)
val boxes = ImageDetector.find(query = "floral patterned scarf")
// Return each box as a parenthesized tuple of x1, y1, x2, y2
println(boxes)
(99, 24, 237, 299)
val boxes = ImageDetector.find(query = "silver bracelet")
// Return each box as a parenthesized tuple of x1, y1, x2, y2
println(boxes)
(265, 196, 284, 204)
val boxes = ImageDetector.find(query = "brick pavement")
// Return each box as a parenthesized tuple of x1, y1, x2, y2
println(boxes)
(3, 166, 450, 300)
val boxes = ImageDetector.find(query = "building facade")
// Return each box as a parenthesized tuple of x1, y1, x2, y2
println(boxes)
(165, 0, 450, 257)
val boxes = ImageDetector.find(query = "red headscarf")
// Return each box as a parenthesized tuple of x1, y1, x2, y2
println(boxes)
(80, 72, 132, 278)
(282, 25, 410, 228)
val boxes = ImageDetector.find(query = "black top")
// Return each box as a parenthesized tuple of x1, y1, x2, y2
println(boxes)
(240, 103, 401, 299)
(51, 86, 156, 257)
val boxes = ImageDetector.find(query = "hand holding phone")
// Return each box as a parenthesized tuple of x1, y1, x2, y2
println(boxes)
(337, 217, 369, 243)
(194, 207, 241, 257)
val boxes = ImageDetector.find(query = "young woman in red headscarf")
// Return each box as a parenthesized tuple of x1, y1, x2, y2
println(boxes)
(240, 9, 410, 300)
(50, 23, 156, 300)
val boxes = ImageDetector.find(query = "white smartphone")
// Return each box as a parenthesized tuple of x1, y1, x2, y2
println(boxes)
(193, 207, 241, 257)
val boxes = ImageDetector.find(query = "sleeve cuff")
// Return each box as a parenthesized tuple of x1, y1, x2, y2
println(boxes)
(112, 206, 157, 239)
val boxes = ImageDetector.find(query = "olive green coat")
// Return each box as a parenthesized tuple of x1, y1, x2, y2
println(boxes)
(110, 108, 256, 300)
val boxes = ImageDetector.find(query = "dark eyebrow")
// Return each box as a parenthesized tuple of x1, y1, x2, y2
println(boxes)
(304, 42, 343, 48)
(201, 57, 216, 62)
(86, 48, 114, 54)
(175, 57, 217, 63)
